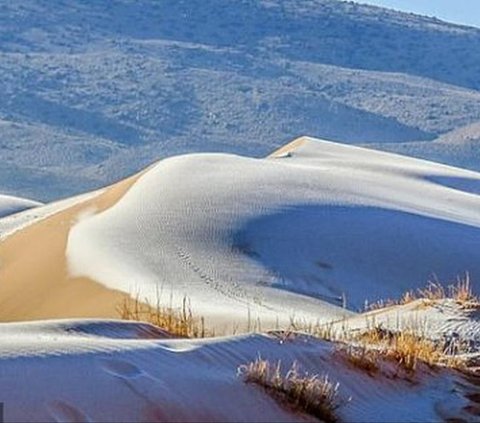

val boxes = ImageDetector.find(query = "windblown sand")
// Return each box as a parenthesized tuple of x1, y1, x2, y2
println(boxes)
(0, 172, 144, 321)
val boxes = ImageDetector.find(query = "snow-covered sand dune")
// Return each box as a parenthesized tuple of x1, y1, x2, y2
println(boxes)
(333, 299, 480, 354)
(65, 137, 480, 328)
(0, 194, 41, 218)
(0, 319, 478, 423)
(1, 138, 480, 422)
(1, 137, 479, 329)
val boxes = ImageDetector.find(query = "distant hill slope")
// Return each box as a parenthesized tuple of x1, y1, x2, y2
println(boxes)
(1, 0, 480, 200)
(2, 0, 479, 89)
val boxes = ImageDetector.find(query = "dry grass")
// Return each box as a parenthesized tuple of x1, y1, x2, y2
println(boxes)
(117, 293, 208, 338)
(238, 358, 344, 422)
(347, 274, 476, 373)
(417, 274, 478, 308)
(351, 326, 465, 372)
(336, 344, 379, 375)
(365, 273, 478, 311)
(417, 281, 446, 301)
(335, 329, 440, 375)
(364, 298, 397, 311)
(450, 273, 477, 303)
(374, 330, 438, 371)
(309, 318, 466, 374)
(399, 290, 416, 305)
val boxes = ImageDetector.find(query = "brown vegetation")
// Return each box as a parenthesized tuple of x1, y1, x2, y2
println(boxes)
(337, 325, 464, 374)
(238, 358, 344, 422)
(117, 294, 208, 338)
(365, 273, 478, 311)
(337, 344, 379, 375)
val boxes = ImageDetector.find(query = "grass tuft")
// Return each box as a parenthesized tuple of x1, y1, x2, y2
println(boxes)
(337, 344, 379, 375)
(238, 358, 344, 422)
(385, 331, 440, 372)
(352, 326, 464, 372)
(417, 281, 446, 302)
(117, 294, 208, 338)
(365, 273, 478, 311)
(450, 273, 477, 304)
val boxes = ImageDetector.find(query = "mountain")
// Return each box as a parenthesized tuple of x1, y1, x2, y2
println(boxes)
(1, 0, 480, 200)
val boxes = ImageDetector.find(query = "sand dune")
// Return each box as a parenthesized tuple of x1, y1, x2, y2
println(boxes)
(0, 194, 41, 218)
(67, 137, 480, 325)
(1, 137, 480, 422)
(0, 319, 478, 422)
(0, 172, 143, 321)
(1, 137, 480, 331)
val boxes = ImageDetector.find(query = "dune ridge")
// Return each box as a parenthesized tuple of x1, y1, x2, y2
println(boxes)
(1, 137, 480, 332)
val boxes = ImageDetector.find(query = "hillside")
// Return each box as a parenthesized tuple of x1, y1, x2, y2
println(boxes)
(1, 0, 480, 200)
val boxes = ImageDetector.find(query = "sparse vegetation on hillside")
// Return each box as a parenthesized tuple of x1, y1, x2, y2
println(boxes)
(117, 275, 475, 374)
(354, 327, 446, 372)
(312, 276, 478, 375)
(238, 358, 344, 422)
(330, 322, 466, 375)
(336, 344, 379, 375)
(365, 273, 478, 311)
(117, 294, 208, 338)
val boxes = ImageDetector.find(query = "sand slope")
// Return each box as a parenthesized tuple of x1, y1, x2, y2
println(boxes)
(1, 138, 480, 422)
(0, 173, 142, 321)
(0, 319, 478, 422)
(1, 137, 480, 331)
(66, 137, 480, 326)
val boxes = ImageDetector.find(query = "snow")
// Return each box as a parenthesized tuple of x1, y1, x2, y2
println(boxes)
(368, 121, 480, 174)
(0, 319, 476, 422)
(67, 138, 480, 329)
(335, 299, 480, 353)
(0, 189, 102, 241)
(2, 2, 480, 420)
(0, 194, 40, 218)
(1, 0, 480, 200)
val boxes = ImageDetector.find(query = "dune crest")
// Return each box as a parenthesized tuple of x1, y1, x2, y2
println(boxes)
(1, 138, 480, 331)
(63, 137, 480, 327)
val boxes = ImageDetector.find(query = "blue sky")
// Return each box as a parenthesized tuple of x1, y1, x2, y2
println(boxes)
(355, 0, 480, 28)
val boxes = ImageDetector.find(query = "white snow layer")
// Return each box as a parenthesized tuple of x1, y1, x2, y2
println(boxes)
(0, 194, 40, 219)
(0, 189, 102, 241)
(67, 138, 480, 327)
(0, 319, 477, 423)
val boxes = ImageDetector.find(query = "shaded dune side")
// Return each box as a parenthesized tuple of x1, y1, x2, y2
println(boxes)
(0, 171, 147, 321)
